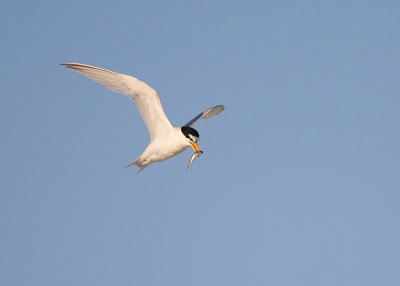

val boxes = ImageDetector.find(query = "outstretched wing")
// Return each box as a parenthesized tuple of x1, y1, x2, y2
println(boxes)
(61, 63, 173, 140)
(184, 105, 225, 127)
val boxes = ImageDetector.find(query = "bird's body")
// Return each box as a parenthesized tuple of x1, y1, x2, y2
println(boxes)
(61, 63, 224, 173)
(125, 127, 192, 172)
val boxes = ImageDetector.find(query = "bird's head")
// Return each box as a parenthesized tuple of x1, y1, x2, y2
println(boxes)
(181, 126, 202, 153)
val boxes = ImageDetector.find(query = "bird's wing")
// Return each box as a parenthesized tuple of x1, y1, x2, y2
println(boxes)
(184, 105, 225, 127)
(61, 63, 173, 140)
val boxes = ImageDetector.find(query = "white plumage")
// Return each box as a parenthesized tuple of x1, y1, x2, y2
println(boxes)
(62, 63, 224, 173)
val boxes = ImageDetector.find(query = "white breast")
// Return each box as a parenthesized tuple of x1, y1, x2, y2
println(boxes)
(139, 127, 190, 163)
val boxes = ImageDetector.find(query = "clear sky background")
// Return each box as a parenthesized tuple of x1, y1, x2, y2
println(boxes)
(1, 1, 399, 285)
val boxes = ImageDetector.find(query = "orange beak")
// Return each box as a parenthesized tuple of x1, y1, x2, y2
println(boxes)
(189, 141, 201, 153)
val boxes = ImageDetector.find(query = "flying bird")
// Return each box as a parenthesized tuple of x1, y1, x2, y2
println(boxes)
(61, 63, 224, 173)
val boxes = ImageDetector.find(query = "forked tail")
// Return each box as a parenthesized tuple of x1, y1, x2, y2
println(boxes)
(123, 158, 149, 174)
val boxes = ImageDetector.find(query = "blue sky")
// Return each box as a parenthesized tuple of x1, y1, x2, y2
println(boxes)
(2, 1, 399, 285)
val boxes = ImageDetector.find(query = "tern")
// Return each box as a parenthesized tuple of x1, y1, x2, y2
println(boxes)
(61, 63, 224, 173)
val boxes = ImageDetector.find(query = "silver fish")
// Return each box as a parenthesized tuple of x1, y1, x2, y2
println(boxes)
(187, 150, 203, 169)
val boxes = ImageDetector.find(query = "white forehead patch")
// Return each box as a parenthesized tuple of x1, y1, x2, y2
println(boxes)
(189, 134, 198, 142)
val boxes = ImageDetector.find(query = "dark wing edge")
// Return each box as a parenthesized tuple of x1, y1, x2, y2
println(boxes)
(184, 105, 225, 127)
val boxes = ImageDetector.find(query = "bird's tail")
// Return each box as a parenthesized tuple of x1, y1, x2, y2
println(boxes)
(123, 158, 149, 174)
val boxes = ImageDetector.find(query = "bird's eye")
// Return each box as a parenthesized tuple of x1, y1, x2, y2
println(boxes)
(189, 134, 198, 142)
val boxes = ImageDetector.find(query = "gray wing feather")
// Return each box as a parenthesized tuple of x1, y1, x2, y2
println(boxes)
(184, 105, 225, 127)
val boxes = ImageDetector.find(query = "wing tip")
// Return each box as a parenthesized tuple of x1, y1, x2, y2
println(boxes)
(216, 104, 225, 112)
(60, 62, 122, 76)
(60, 62, 83, 70)
(60, 62, 77, 66)
(204, 104, 225, 118)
